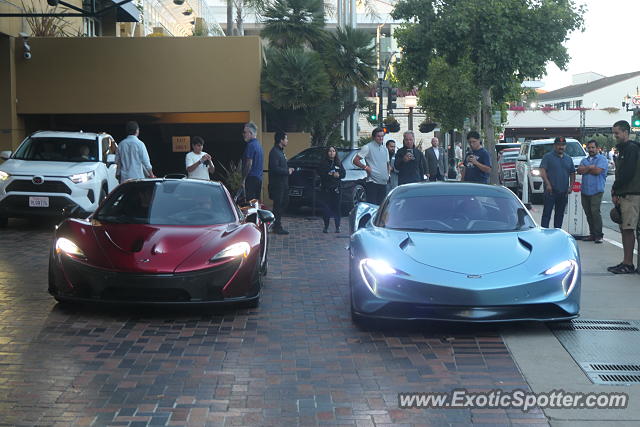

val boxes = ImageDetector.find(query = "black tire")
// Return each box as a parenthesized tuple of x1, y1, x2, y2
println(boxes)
(0, 216, 7, 228)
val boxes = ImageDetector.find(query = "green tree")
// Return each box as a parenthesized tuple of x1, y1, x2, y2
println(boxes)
(393, 0, 585, 183)
(261, 0, 376, 146)
(418, 56, 480, 132)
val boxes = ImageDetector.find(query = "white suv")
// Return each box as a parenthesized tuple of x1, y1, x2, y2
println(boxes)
(0, 131, 119, 226)
(515, 138, 587, 203)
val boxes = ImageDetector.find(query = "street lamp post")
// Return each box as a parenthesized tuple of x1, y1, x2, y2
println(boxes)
(377, 67, 385, 127)
(405, 95, 417, 131)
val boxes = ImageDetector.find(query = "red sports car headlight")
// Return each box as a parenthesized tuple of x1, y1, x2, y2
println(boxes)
(55, 237, 87, 260)
(210, 242, 251, 262)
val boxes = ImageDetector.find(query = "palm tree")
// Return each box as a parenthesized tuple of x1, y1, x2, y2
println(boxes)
(322, 26, 376, 90)
(260, 0, 376, 146)
(261, 0, 326, 49)
(261, 47, 331, 110)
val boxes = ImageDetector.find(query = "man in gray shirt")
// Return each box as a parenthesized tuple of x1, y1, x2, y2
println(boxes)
(116, 121, 154, 183)
(353, 127, 390, 205)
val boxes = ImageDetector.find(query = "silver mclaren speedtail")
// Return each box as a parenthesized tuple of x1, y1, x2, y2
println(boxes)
(349, 182, 580, 323)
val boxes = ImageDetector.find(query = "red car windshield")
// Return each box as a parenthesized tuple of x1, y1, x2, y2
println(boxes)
(95, 181, 235, 225)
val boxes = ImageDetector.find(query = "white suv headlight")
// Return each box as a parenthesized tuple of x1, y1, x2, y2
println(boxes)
(69, 171, 95, 184)
(0, 171, 9, 181)
(531, 168, 541, 176)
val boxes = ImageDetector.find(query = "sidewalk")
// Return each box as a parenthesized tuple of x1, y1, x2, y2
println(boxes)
(503, 203, 640, 426)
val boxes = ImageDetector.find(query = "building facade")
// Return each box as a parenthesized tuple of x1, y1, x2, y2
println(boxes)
(505, 71, 640, 141)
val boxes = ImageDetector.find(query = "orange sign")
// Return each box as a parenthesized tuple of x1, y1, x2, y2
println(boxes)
(172, 136, 190, 152)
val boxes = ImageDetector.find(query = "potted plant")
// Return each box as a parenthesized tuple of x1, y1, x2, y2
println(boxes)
(183, 8, 193, 15)
(173, 0, 184, 5)
(218, 160, 244, 197)
(418, 120, 437, 133)
(383, 116, 400, 133)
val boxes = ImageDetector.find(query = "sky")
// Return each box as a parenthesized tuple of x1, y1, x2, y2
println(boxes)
(541, 0, 640, 91)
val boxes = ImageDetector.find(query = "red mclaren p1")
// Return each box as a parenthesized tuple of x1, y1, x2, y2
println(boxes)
(48, 179, 273, 307)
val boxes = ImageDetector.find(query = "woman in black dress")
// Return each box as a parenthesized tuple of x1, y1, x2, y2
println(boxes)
(317, 146, 346, 233)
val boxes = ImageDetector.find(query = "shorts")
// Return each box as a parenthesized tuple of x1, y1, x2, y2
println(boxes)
(618, 194, 640, 230)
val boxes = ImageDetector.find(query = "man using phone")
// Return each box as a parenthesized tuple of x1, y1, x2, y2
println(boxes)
(394, 131, 427, 185)
(185, 136, 214, 180)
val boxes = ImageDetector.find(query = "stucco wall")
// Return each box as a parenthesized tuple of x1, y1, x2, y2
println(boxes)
(14, 36, 262, 118)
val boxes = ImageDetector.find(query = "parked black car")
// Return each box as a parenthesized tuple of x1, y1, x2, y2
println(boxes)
(287, 147, 367, 215)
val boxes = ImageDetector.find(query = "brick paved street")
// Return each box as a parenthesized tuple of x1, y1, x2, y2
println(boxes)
(0, 217, 548, 426)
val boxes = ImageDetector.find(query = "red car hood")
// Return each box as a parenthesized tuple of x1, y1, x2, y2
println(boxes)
(92, 223, 228, 273)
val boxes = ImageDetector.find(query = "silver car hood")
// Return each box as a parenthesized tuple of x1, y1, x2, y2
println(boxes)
(402, 232, 531, 275)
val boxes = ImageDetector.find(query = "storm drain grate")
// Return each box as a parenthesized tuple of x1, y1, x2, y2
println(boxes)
(552, 324, 639, 331)
(549, 319, 640, 385)
(571, 319, 633, 325)
(597, 374, 640, 384)
(586, 363, 640, 372)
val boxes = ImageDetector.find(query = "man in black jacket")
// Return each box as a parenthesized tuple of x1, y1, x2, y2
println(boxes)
(394, 131, 427, 185)
(268, 132, 294, 235)
(608, 120, 640, 273)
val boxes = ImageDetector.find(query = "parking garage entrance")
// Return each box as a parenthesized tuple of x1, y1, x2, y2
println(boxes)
(21, 112, 250, 179)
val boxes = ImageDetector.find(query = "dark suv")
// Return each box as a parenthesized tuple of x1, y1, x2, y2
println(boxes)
(287, 147, 367, 215)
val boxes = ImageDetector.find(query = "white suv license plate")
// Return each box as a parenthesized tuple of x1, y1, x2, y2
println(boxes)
(29, 196, 49, 207)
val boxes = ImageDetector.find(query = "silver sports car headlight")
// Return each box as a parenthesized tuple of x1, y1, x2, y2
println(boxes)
(544, 260, 578, 296)
(359, 258, 396, 294)
(0, 171, 9, 181)
(210, 242, 250, 262)
(55, 237, 86, 260)
(69, 171, 95, 184)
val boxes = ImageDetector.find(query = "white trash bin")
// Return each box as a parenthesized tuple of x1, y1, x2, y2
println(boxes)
(563, 180, 590, 238)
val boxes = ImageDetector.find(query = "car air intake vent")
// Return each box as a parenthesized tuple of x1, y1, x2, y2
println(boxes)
(131, 239, 144, 253)
(517, 237, 532, 251)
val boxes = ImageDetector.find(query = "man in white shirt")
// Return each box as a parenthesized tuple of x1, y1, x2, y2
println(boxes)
(115, 121, 154, 183)
(185, 136, 214, 180)
(353, 127, 390, 205)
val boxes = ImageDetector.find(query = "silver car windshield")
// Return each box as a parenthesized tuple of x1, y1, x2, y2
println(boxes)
(377, 194, 535, 233)
(12, 137, 98, 162)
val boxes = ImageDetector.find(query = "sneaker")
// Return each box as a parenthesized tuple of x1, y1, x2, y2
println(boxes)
(609, 263, 635, 274)
(322, 226, 328, 233)
(594, 238, 603, 244)
(583, 235, 595, 241)
(274, 228, 290, 235)
(335, 227, 341, 233)
(607, 262, 624, 272)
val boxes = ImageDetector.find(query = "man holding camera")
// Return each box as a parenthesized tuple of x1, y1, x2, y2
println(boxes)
(185, 136, 215, 180)
(394, 131, 427, 185)
(461, 131, 491, 184)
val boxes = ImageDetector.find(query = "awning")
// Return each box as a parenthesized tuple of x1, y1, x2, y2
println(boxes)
(113, 0, 140, 22)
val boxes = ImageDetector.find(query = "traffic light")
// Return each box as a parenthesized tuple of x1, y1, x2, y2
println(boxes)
(632, 110, 640, 128)
(387, 88, 398, 112)
(369, 112, 377, 121)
